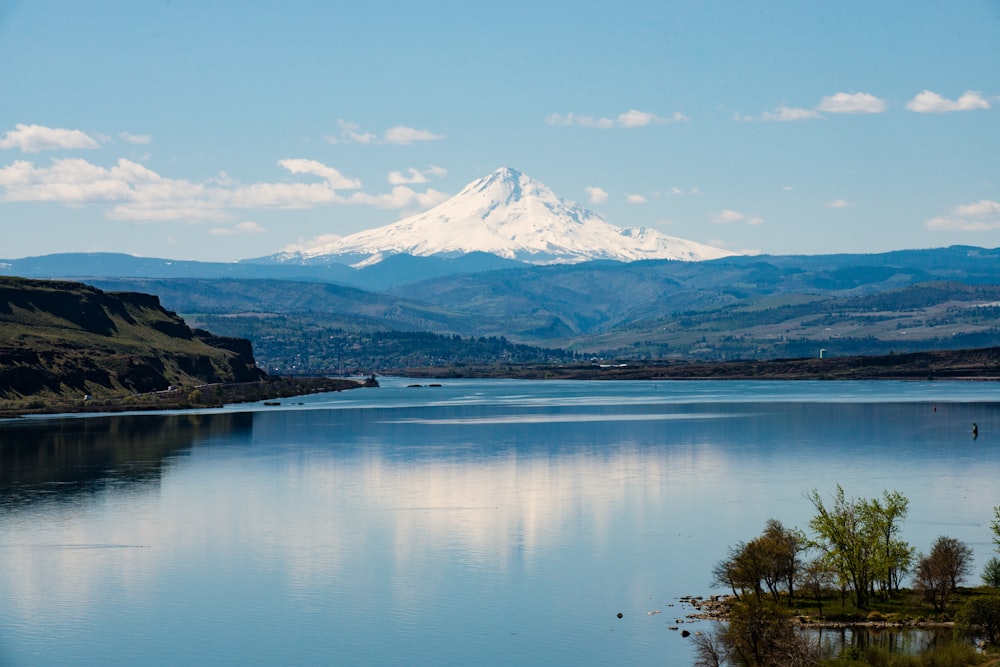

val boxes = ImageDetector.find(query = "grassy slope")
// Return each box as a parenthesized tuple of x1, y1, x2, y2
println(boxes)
(0, 277, 266, 401)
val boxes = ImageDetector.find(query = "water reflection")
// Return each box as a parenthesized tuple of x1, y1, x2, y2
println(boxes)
(812, 625, 970, 658)
(1, 382, 999, 665)
(0, 412, 253, 509)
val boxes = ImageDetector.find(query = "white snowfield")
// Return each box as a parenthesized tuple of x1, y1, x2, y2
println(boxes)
(283, 167, 736, 266)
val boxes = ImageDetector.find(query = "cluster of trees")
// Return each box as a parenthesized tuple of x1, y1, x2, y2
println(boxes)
(712, 488, 922, 611)
(698, 489, 1000, 666)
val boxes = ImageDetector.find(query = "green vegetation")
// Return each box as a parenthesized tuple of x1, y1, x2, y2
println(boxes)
(808, 487, 913, 608)
(819, 642, 987, 667)
(984, 558, 1000, 588)
(958, 595, 1000, 646)
(695, 489, 1000, 665)
(0, 277, 270, 412)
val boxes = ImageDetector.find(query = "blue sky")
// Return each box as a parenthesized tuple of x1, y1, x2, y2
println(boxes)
(1, 0, 998, 261)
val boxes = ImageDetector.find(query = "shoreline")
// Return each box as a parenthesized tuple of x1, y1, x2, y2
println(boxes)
(393, 347, 1000, 382)
(680, 594, 963, 631)
(0, 376, 367, 419)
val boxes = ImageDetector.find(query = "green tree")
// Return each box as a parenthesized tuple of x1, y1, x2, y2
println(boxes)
(957, 594, 1000, 645)
(809, 486, 895, 609)
(983, 556, 1000, 588)
(863, 490, 913, 596)
(711, 520, 807, 604)
(914, 536, 973, 612)
(807, 486, 914, 608)
(761, 519, 807, 603)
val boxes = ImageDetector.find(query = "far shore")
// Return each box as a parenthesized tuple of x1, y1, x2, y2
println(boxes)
(393, 346, 1000, 382)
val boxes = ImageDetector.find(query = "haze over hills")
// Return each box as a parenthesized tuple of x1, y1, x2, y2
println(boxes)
(265, 167, 735, 267)
(77, 245, 1000, 373)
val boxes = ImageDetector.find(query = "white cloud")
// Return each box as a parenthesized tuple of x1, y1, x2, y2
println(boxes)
(236, 221, 264, 233)
(0, 156, 448, 222)
(585, 186, 608, 204)
(906, 90, 991, 113)
(761, 106, 821, 122)
(782, 185, 795, 191)
(384, 125, 444, 144)
(926, 199, 1000, 231)
(713, 209, 763, 225)
(617, 109, 658, 128)
(277, 158, 362, 189)
(825, 198, 850, 208)
(347, 185, 449, 210)
(817, 92, 886, 114)
(546, 112, 614, 128)
(211, 221, 265, 236)
(330, 120, 445, 145)
(120, 131, 152, 145)
(547, 109, 687, 128)
(388, 165, 447, 185)
(747, 92, 887, 122)
(0, 124, 101, 153)
(330, 119, 376, 145)
(0, 157, 154, 203)
(625, 193, 647, 204)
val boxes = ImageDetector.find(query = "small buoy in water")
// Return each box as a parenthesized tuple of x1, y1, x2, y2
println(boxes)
(973, 423, 979, 439)
(617, 612, 623, 619)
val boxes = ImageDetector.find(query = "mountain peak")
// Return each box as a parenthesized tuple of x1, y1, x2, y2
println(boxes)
(280, 168, 736, 266)
(464, 167, 534, 205)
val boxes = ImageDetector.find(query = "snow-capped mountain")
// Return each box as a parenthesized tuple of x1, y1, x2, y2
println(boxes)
(276, 167, 736, 266)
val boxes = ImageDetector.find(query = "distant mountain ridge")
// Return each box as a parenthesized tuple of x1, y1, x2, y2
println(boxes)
(268, 167, 735, 266)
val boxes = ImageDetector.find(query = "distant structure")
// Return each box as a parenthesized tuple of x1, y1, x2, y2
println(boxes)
(819, 348, 826, 359)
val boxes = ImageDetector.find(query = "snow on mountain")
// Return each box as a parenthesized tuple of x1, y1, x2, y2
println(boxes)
(277, 167, 736, 266)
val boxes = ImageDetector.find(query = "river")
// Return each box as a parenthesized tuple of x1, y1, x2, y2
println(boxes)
(0, 378, 997, 665)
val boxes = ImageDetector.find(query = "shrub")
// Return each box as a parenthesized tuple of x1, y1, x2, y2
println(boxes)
(957, 594, 1000, 645)
(983, 556, 1000, 588)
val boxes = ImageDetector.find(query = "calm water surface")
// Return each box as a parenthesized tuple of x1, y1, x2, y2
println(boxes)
(1, 378, 998, 665)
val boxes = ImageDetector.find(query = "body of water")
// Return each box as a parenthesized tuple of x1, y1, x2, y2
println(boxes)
(1, 378, 998, 665)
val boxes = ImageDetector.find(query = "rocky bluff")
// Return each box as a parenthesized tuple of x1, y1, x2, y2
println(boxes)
(0, 277, 265, 400)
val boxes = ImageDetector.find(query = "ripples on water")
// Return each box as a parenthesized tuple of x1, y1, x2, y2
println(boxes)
(0, 378, 998, 665)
